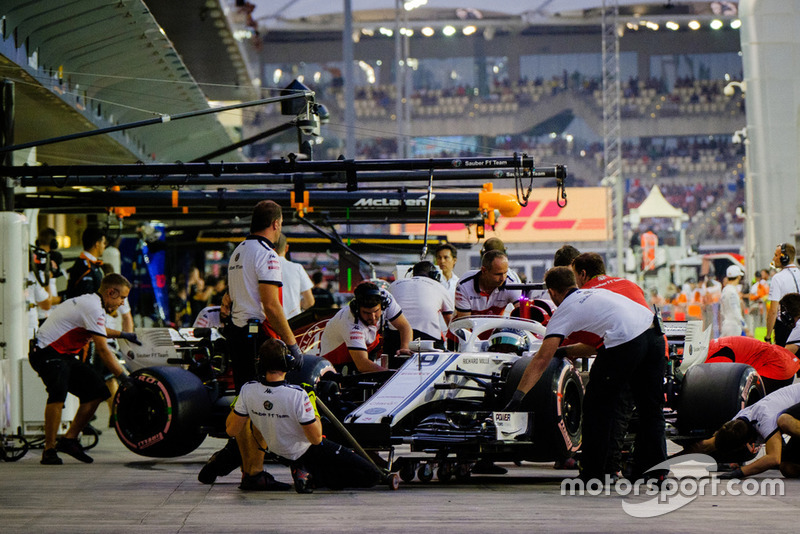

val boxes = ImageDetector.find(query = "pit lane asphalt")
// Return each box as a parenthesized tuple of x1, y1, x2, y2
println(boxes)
(3, 405, 799, 533)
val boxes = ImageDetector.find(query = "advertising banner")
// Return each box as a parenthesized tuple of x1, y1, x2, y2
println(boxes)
(393, 187, 610, 243)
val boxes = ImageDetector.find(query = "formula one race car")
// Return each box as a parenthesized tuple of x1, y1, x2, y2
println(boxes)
(112, 315, 765, 479)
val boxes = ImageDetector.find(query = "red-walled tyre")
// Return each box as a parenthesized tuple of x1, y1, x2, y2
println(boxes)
(113, 366, 210, 458)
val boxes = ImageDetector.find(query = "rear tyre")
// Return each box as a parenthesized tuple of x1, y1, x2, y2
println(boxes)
(114, 366, 211, 458)
(504, 357, 584, 460)
(677, 363, 765, 438)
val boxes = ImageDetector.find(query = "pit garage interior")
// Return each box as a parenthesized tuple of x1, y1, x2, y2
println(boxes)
(3, 1, 800, 531)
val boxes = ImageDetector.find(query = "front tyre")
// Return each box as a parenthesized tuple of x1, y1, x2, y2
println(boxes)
(504, 357, 584, 460)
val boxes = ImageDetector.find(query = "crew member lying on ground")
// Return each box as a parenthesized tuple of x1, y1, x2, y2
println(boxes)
(705, 336, 800, 394)
(226, 338, 382, 493)
(688, 383, 800, 478)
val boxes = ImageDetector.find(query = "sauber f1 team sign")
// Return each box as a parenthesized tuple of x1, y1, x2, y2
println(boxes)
(393, 187, 610, 243)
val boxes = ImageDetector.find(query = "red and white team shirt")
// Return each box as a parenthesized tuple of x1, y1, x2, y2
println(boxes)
(318, 290, 402, 366)
(228, 235, 282, 330)
(36, 293, 106, 355)
(545, 288, 654, 349)
(454, 269, 522, 316)
(582, 275, 649, 308)
(573, 275, 651, 348)
(389, 276, 453, 339)
(707, 336, 800, 380)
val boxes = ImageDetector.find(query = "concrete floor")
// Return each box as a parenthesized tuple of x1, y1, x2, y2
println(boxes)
(2, 405, 799, 533)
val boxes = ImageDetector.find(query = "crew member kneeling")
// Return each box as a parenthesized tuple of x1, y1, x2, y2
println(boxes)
(226, 338, 382, 493)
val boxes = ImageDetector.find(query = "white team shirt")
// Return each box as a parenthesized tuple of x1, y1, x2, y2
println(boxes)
(786, 320, 800, 346)
(319, 289, 402, 366)
(228, 235, 282, 328)
(36, 277, 59, 322)
(106, 297, 131, 332)
(735, 383, 800, 441)
(389, 276, 453, 339)
(454, 269, 522, 315)
(233, 380, 317, 461)
(26, 272, 51, 339)
(544, 288, 654, 349)
(768, 265, 800, 302)
(719, 284, 744, 336)
(36, 293, 107, 354)
(440, 273, 459, 299)
(193, 305, 223, 328)
(279, 257, 313, 319)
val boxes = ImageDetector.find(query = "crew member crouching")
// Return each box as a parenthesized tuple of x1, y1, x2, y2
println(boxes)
(227, 338, 382, 492)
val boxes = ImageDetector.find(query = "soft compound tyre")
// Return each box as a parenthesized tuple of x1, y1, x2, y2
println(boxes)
(677, 363, 765, 437)
(504, 356, 584, 461)
(113, 366, 211, 458)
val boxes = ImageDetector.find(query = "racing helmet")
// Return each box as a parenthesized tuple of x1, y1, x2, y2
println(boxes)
(487, 328, 531, 355)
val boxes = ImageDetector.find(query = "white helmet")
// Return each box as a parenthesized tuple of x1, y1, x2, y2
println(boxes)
(487, 329, 531, 355)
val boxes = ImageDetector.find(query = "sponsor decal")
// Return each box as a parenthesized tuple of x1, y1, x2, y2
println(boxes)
(353, 195, 431, 209)
(263, 400, 273, 411)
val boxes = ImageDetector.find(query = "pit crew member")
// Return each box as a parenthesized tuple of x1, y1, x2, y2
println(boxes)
(507, 266, 666, 482)
(434, 243, 459, 298)
(192, 292, 232, 328)
(778, 292, 800, 355)
(689, 383, 800, 479)
(766, 243, 800, 345)
(318, 281, 413, 374)
(275, 233, 315, 319)
(65, 226, 106, 299)
(385, 260, 453, 356)
(453, 250, 522, 320)
(706, 336, 800, 394)
(227, 339, 382, 492)
(199, 200, 301, 487)
(570, 251, 657, 477)
(29, 273, 139, 465)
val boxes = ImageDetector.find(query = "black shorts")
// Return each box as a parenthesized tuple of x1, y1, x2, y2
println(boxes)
(295, 438, 381, 490)
(29, 346, 110, 404)
(783, 436, 800, 464)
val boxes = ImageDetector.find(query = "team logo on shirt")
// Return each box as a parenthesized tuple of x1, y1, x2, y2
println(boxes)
(263, 400, 273, 411)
